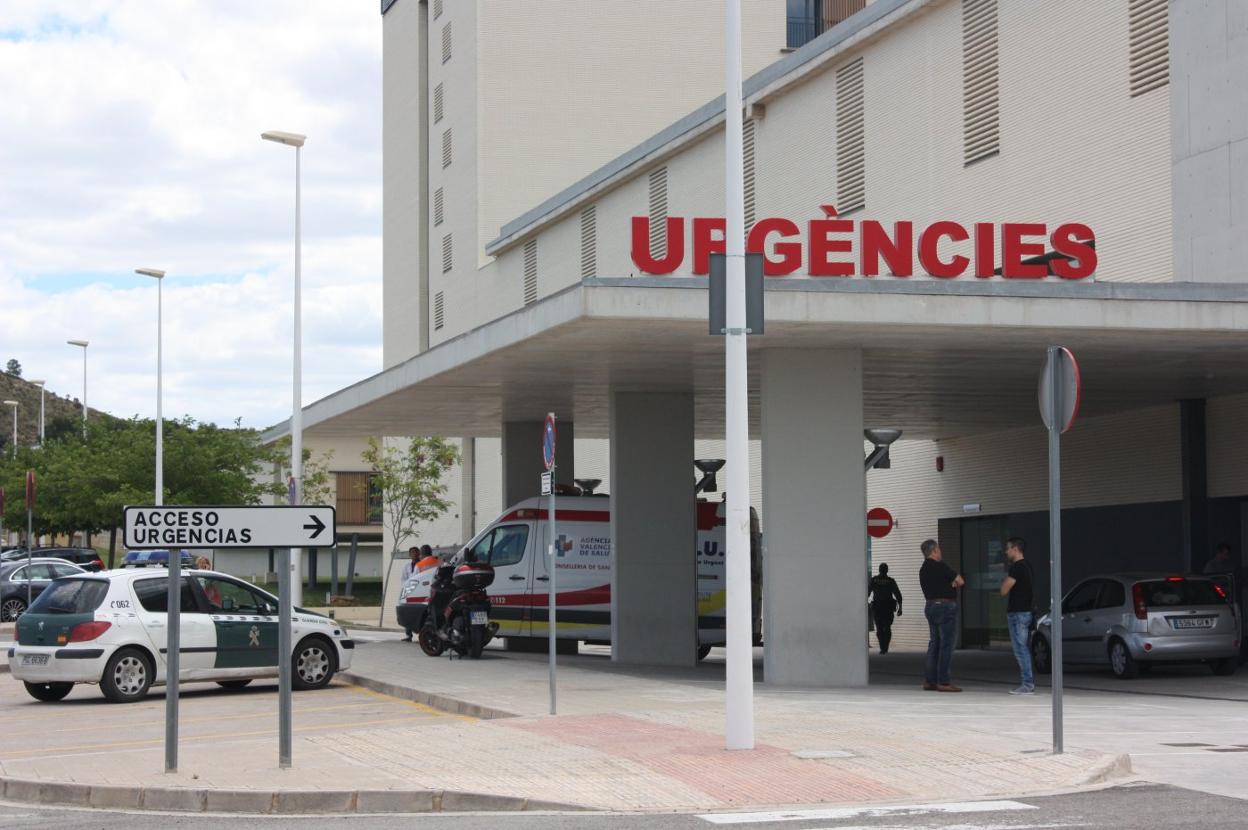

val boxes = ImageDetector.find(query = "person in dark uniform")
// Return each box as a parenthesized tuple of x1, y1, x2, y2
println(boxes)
(868, 563, 903, 654)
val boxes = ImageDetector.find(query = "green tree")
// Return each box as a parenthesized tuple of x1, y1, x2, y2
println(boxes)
(268, 438, 335, 506)
(4, 359, 20, 377)
(361, 436, 460, 624)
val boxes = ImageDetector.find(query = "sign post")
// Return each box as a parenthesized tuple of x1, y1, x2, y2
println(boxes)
(543, 413, 557, 716)
(122, 504, 335, 771)
(1038, 346, 1080, 755)
(25, 472, 35, 609)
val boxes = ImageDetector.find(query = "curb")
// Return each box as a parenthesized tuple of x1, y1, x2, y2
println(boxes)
(0, 776, 590, 815)
(339, 671, 518, 720)
(1074, 752, 1133, 786)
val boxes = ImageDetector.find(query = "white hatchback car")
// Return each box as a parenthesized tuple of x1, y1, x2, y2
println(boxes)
(8, 569, 354, 703)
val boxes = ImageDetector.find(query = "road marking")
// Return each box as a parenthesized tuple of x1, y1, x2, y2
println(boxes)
(698, 800, 1037, 824)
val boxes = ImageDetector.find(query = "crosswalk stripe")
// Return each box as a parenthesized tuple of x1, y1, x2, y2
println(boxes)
(697, 800, 1037, 825)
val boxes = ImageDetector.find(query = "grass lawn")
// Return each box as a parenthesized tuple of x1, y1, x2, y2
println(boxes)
(257, 576, 385, 606)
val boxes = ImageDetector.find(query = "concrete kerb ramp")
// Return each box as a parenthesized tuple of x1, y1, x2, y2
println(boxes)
(0, 776, 591, 815)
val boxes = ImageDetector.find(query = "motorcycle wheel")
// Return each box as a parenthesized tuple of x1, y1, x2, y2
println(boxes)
(417, 624, 446, 657)
(468, 624, 485, 659)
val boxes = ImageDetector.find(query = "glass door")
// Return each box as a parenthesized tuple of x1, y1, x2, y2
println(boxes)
(959, 517, 1010, 647)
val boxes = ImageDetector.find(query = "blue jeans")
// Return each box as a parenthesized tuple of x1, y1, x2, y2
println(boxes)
(924, 601, 958, 685)
(1008, 611, 1034, 689)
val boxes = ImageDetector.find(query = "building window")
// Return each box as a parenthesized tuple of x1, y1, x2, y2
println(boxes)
(434, 82, 444, 124)
(962, 0, 999, 165)
(523, 239, 538, 305)
(442, 21, 451, 64)
(434, 187, 444, 226)
(836, 57, 865, 213)
(442, 128, 452, 168)
(648, 166, 668, 262)
(580, 205, 597, 279)
(1129, 0, 1168, 97)
(442, 233, 453, 273)
(434, 291, 445, 330)
(336, 472, 382, 525)
(787, 0, 866, 49)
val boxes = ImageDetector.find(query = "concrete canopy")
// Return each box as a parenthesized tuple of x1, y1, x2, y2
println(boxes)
(273, 278, 1248, 443)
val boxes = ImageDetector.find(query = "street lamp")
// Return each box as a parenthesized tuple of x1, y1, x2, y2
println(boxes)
(66, 339, 88, 439)
(136, 269, 165, 506)
(2, 401, 17, 459)
(27, 381, 45, 446)
(262, 128, 306, 771)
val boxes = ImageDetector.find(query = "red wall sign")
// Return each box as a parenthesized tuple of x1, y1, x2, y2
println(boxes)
(630, 205, 1096, 280)
(866, 506, 894, 539)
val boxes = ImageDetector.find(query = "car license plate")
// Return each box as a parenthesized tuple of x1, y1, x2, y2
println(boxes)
(21, 654, 49, 666)
(470, 611, 489, 626)
(1172, 617, 1214, 630)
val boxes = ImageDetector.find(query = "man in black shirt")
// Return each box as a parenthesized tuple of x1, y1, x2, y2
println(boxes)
(919, 539, 964, 692)
(868, 563, 903, 654)
(999, 536, 1035, 695)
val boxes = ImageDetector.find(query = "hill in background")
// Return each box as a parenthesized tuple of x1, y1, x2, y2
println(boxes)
(0, 367, 109, 451)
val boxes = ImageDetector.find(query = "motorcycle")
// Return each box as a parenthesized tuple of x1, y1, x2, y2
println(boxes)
(417, 561, 499, 659)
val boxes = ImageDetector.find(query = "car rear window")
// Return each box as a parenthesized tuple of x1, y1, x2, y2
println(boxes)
(27, 579, 109, 614)
(1137, 579, 1227, 608)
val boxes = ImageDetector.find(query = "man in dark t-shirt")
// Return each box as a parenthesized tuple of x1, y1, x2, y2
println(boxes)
(919, 539, 964, 692)
(999, 537, 1035, 695)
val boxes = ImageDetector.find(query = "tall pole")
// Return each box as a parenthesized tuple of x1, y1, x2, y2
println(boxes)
(723, 0, 754, 751)
(7, 404, 15, 460)
(156, 276, 163, 505)
(291, 141, 303, 609)
(81, 346, 87, 439)
(1048, 346, 1064, 754)
(38, 385, 44, 445)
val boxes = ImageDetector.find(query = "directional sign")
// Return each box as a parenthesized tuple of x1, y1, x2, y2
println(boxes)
(123, 505, 336, 550)
(543, 413, 557, 471)
(866, 507, 894, 539)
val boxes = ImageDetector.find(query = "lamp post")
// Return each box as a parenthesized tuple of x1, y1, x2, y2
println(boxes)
(28, 381, 45, 446)
(3, 401, 16, 460)
(136, 269, 165, 506)
(66, 339, 88, 439)
(262, 128, 306, 770)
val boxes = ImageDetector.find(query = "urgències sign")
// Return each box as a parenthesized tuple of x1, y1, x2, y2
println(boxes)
(630, 205, 1096, 280)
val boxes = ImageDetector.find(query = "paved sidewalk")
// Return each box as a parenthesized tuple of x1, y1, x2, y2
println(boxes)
(0, 640, 1142, 814)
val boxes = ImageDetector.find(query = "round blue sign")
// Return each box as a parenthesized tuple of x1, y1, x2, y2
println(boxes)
(543, 414, 556, 471)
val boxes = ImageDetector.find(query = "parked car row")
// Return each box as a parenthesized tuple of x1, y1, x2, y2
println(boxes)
(1033, 573, 1241, 678)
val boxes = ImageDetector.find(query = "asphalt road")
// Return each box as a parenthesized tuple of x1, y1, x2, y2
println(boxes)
(0, 784, 1242, 828)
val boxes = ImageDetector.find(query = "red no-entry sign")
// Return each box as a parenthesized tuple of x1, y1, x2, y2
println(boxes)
(866, 507, 893, 539)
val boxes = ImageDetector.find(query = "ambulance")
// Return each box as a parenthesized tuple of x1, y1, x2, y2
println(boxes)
(397, 491, 762, 659)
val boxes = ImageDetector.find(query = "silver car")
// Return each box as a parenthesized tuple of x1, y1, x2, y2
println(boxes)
(1032, 573, 1241, 678)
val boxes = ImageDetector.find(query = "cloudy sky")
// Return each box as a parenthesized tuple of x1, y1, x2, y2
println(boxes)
(0, 1, 382, 430)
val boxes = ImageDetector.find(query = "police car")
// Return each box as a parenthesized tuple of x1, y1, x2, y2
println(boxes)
(8, 569, 353, 703)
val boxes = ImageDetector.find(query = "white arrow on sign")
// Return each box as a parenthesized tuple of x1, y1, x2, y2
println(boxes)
(122, 505, 337, 550)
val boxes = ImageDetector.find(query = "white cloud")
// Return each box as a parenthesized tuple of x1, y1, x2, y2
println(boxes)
(0, 1, 382, 428)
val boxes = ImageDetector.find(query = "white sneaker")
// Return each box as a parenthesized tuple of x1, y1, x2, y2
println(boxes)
(1008, 685, 1036, 695)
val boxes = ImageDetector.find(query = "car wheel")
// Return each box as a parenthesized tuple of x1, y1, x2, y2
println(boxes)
(292, 637, 336, 690)
(101, 648, 153, 702)
(216, 679, 253, 689)
(1211, 657, 1239, 677)
(697, 644, 713, 662)
(1031, 634, 1052, 674)
(1, 597, 26, 622)
(1108, 639, 1139, 679)
(24, 681, 73, 702)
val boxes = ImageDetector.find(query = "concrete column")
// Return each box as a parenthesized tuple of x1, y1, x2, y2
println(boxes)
(501, 420, 575, 506)
(609, 391, 697, 666)
(1180, 399, 1208, 572)
(761, 349, 866, 686)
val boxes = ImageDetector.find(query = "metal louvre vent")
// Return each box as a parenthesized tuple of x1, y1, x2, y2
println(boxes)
(962, 0, 999, 165)
(1129, 0, 1169, 97)
(434, 83, 444, 124)
(434, 187, 444, 226)
(836, 58, 865, 213)
(580, 205, 597, 279)
(648, 167, 668, 261)
(433, 0, 443, 20)
(523, 239, 538, 305)
(433, 291, 445, 330)
(442, 128, 452, 168)
(442, 22, 451, 64)
(743, 117, 757, 228)
(442, 233, 452, 273)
